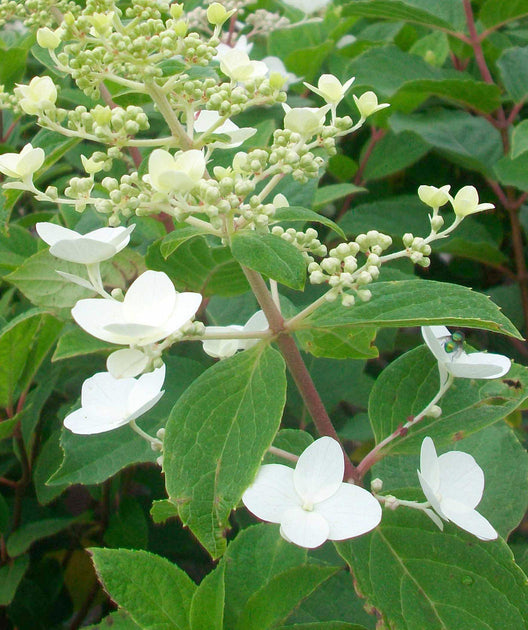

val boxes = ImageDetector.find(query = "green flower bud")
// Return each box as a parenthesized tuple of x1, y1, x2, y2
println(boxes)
(37, 27, 61, 49)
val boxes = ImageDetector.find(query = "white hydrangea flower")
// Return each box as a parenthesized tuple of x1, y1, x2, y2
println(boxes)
(282, 103, 330, 138)
(422, 326, 511, 385)
(418, 185, 451, 209)
(64, 365, 165, 435)
(72, 270, 202, 346)
(194, 110, 256, 149)
(220, 49, 268, 82)
(215, 35, 253, 60)
(36, 222, 134, 264)
(418, 436, 497, 541)
(451, 186, 494, 218)
(242, 436, 382, 548)
(106, 348, 150, 379)
(282, 0, 331, 14)
(0, 143, 44, 187)
(147, 149, 206, 194)
(14, 76, 57, 115)
(304, 74, 355, 106)
(202, 310, 269, 359)
(353, 91, 390, 119)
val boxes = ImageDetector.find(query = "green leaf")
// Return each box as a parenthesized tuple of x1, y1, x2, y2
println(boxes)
(494, 152, 528, 192)
(368, 345, 528, 454)
(0, 417, 18, 441)
(273, 206, 346, 240)
(0, 555, 29, 606)
(480, 0, 528, 28)
(150, 499, 179, 524)
(0, 224, 37, 276)
(409, 31, 449, 67)
(296, 325, 378, 360)
(49, 356, 204, 486)
(313, 184, 365, 210)
(91, 548, 196, 630)
(52, 326, 113, 361)
(6, 517, 74, 557)
(277, 624, 368, 630)
(223, 524, 307, 628)
(497, 47, 528, 103)
(104, 497, 149, 550)
(33, 430, 68, 506)
(190, 564, 225, 630)
(231, 232, 306, 290)
(362, 131, 430, 181)
(301, 280, 521, 340)
(0, 47, 27, 88)
(164, 346, 287, 558)
(85, 610, 142, 629)
(390, 109, 503, 176)
(160, 226, 210, 259)
(336, 509, 528, 630)
(512, 120, 528, 158)
(146, 237, 249, 297)
(342, 0, 456, 29)
(236, 565, 340, 630)
(373, 422, 528, 538)
(7, 248, 145, 317)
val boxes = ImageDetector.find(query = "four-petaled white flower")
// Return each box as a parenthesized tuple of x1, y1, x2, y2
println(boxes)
(36, 222, 134, 264)
(202, 310, 269, 359)
(451, 185, 494, 218)
(242, 436, 382, 548)
(14, 76, 57, 116)
(283, 104, 330, 138)
(304, 74, 355, 106)
(0, 143, 44, 188)
(219, 49, 268, 83)
(422, 326, 511, 385)
(215, 35, 253, 60)
(64, 365, 166, 435)
(353, 91, 390, 119)
(72, 270, 202, 346)
(282, 0, 331, 14)
(194, 110, 256, 149)
(417, 436, 497, 541)
(418, 184, 451, 209)
(147, 149, 206, 194)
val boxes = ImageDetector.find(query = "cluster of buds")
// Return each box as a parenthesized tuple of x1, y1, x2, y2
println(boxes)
(402, 234, 432, 267)
(65, 104, 150, 145)
(0, 0, 79, 28)
(271, 226, 327, 262)
(307, 232, 392, 306)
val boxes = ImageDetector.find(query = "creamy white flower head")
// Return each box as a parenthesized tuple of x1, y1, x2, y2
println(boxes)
(451, 186, 494, 218)
(202, 310, 269, 359)
(283, 0, 331, 13)
(106, 348, 149, 379)
(421, 326, 511, 384)
(72, 270, 202, 346)
(14, 76, 57, 116)
(353, 91, 390, 119)
(418, 184, 451, 209)
(194, 110, 256, 149)
(283, 103, 330, 138)
(147, 149, 206, 194)
(304, 74, 355, 106)
(220, 49, 268, 83)
(0, 143, 44, 182)
(262, 56, 300, 88)
(417, 436, 497, 541)
(36, 222, 134, 264)
(64, 365, 165, 435)
(215, 35, 253, 60)
(242, 436, 382, 548)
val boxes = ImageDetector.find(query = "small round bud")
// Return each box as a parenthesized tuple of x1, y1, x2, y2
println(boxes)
(402, 233, 414, 248)
(384, 495, 399, 511)
(156, 428, 166, 440)
(427, 405, 442, 418)
(371, 478, 383, 493)
(111, 288, 124, 300)
(341, 294, 355, 307)
(430, 215, 444, 232)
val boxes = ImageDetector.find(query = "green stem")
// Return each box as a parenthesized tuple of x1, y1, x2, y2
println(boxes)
(148, 83, 193, 150)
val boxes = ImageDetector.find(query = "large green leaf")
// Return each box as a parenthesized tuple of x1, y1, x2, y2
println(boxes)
(0, 555, 29, 606)
(336, 509, 528, 630)
(190, 564, 225, 630)
(91, 548, 196, 630)
(342, 0, 457, 30)
(231, 232, 307, 290)
(372, 422, 528, 538)
(164, 345, 287, 558)
(6, 517, 74, 557)
(368, 345, 528, 454)
(146, 237, 249, 297)
(160, 225, 210, 259)
(511, 120, 528, 158)
(277, 625, 367, 630)
(362, 131, 430, 181)
(299, 280, 521, 339)
(49, 357, 204, 486)
(494, 153, 528, 192)
(480, 0, 528, 28)
(390, 109, 503, 176)
(272, 206, 346, 240)
(296, 325, 378, 360)
(497, 47, 528, 103)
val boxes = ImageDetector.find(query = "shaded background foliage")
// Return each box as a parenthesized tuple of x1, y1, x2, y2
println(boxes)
(0, 0, 528, 628)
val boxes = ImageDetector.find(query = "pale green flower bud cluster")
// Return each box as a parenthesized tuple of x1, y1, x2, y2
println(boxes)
(97, 173, 143, 223)
(271, 226, 327, 261)
(245, 9, 290, 36)
(0, 0, 79, 29)
(270, 129, 324, 183)
(402, 233, 432, 267)
(66, 104, 149, 144)
(307, 233, 392, 307)
(64, 176, 94, 213)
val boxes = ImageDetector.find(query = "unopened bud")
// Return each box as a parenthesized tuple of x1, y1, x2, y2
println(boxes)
(371, 478, 383, 493)
(427, 405, 442, 418)
(37, 27, 60, 49)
